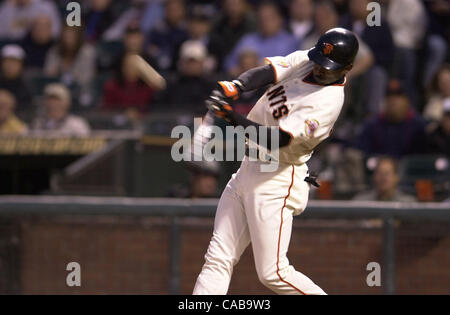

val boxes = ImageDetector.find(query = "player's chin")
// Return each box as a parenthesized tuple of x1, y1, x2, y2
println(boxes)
(313, 73, 328, 84)
(314, 72, 338, 85)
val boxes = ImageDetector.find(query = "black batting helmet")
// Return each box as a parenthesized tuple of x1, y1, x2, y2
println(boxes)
(308, 28, 359, 71)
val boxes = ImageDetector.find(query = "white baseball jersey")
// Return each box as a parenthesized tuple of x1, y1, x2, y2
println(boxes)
(246, 50, 345, 165)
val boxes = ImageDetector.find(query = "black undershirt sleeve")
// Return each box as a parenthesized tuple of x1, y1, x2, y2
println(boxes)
(236, 64, 276, 92)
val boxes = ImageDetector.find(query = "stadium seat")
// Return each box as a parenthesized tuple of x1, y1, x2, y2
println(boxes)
(398, 155, 450, 200)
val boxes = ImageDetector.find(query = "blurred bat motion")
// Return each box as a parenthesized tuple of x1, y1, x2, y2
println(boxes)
(130, 54, 166, 90)
(182, 109, 221, 174)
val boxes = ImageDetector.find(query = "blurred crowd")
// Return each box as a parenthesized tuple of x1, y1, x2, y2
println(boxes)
(0, 0, 448, 201)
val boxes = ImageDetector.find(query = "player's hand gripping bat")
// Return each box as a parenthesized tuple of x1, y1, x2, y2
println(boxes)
(206, 91, 233, 122)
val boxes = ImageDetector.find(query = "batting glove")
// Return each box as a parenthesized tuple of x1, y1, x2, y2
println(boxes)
(216, 80, 244, 101)
(206, 91, 233, 122)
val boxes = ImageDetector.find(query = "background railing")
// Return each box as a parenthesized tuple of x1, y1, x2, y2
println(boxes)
(0, 196, 448, 294)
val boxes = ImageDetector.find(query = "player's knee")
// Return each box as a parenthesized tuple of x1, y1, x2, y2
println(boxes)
(203, 251, 235, 275)
(257, 270, 281, 290)
(258, 263, 293, 290)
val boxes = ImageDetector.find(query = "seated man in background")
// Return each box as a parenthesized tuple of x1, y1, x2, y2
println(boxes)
(0, 89, 27, 135)
(341, 0, 395, 115)
(102, 0, 151, 41)
(353, 157, 416, 202)
(20, 14, 55, 71)
(0, 44, 32, 111)
(190, 171, 219, 198)
(224, 1, 298, 72)
(0, 0, 61, 40)
(32, 83, 90, 136)
(208, 0, 257, 71)
(357, 82, 426, 157)
(426, 99, 450, 156)
(147, 0, 189, 71)
(167, 167, 220, 198)
(163, 40, 214, 114)
(288, 0, 314, 43)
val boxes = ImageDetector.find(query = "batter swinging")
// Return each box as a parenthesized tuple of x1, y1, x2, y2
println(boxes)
(193, 28, 359, 295)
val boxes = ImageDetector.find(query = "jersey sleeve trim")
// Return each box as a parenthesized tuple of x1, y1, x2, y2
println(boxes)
(264, 57, 278, 83)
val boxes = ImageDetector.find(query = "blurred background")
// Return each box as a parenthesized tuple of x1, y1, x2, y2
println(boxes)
(0, 0, 449, 294)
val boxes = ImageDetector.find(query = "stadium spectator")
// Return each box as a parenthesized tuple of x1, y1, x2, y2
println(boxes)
(331, 0, 349, 15)
(0, 0, 61, 40)
(101, 54, 154, 113)
(83, 0, 120, 42)
(422, 0, 450, 88)
(44, 25, 96, 94)
(163, 40, 214, 114)
(357, 82, 426, 157)
(0, 89, 27, 134)
(32, 83, 90, 136)
(303, 1, 374, 123)
(345, 39, 374, 82)
(147, 0, 189, 71)
(224, 1, 299, 72)
(102, 0, 150, 41)
(341, 0, 395, 114)
(141, 0, 165, 34)
(0, 44, 31, 111)
(426, 99, 450, 156)
(167, 167, 220, 198)
(123, 22, 146, 55)
(300, 1, 374, 80)
(288, 0, 314, 42)
(208, 0, 256, 72)
(187, 7, 212, 44)
(423, 65, 450, 122)
(186, 9, 216, 73)
(337, 35, 375, 123)
(387, 0, 427, 107)
(228, 49, 266, 115)
(97, 21, 149, 73)
(353, 157, 416, 202)
(190, 171, 219, 198)
(301, 0, 339, 50)
(20, 15, 55, 71)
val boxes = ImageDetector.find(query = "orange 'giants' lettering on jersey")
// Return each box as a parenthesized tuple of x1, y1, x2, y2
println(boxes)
(267, 86, 289, 120)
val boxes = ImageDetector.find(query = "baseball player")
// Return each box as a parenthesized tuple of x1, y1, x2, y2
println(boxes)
(193, 28, 359, 295)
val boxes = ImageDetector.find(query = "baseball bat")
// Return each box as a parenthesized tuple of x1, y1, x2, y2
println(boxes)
(182, 108, 221, 174)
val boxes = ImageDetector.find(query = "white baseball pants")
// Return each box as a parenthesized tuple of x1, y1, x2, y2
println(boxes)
(193, 157, 326, 295)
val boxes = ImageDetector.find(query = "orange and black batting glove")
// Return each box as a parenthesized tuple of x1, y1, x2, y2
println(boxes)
(206, 90, 234, 122)
(216, 80, 244, 101)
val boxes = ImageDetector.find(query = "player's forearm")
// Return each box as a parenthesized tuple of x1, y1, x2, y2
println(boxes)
(227, 111, 291, 149)
(236, 64, 275, 92)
